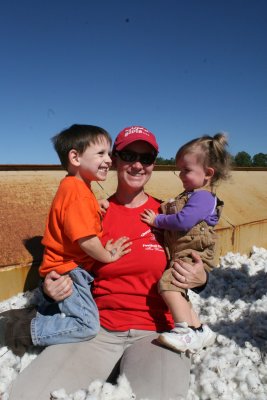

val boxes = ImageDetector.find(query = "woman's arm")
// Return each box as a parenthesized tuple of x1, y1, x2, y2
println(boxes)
(170, 252, 208, 292)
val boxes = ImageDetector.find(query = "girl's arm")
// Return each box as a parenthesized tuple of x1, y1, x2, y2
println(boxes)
(154, 191, 216, 231)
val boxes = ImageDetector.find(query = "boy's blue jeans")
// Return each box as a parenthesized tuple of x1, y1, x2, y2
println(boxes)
(31, 267, 100, 346)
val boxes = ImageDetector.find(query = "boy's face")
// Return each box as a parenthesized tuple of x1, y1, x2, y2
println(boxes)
(75, 137, 112, 182)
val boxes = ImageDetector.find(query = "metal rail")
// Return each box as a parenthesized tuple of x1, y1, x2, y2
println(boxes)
(1, 165, 266, 172)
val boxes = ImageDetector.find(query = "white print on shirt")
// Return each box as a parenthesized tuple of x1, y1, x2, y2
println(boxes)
(139, 229, 164, 252)
(140, 229, 151, 237)
(131, 228, 163, 252)
(143, 243, 164, 252)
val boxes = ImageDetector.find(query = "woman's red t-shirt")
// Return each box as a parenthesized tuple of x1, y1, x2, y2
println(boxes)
(92, 195, 174, 332)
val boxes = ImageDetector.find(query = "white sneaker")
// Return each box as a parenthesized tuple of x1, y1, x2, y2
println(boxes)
(158, 322, 216, 353)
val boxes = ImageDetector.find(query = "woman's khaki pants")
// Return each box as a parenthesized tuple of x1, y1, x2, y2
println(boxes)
(9, 326, 191, 400)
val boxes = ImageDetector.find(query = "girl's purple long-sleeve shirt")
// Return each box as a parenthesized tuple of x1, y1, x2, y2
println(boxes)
(155, 190, 218, 232)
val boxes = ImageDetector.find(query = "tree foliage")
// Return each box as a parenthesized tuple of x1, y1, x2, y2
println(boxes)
(156, 152, 267, 167)
(233, 152, 267, 167)
(155, 156, 175, 165)
(234, 151, 252, 167)
(252, 153, 267, 167)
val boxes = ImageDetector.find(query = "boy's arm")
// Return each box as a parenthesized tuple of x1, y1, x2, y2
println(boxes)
(98, 198, 109, 214)
(78, 235, 131, 263)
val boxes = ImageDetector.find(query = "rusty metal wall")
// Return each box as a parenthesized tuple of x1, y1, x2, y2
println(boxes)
(0, 168, 266, 301)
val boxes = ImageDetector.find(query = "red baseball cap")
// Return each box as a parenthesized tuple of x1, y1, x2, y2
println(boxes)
(113, 126, 159, 153)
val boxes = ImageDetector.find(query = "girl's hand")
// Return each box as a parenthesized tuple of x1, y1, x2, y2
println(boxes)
(140, 209, 157, 227)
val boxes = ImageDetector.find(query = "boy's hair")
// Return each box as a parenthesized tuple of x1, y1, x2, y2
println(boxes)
(52, 124, 112, 170)
(175, 133, 231, 186)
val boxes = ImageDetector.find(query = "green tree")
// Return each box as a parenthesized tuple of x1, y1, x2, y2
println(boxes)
(155, 157, 175, 165)
(234, 151, 252, 167)
(252, 153, 267, 167)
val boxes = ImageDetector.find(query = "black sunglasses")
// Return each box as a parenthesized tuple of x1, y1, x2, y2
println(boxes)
(115, 150, 157, 165)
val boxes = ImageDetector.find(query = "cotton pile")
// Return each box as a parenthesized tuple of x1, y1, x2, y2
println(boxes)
(0, 247, 266, 400)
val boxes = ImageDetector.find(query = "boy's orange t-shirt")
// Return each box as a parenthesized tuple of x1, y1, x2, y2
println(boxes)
(39, 176, 103, 277)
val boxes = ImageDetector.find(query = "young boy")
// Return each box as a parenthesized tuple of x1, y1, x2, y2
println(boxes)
(5, 124, 131, 355)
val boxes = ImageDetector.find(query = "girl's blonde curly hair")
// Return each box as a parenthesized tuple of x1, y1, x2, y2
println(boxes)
(175, 133, 232, 188)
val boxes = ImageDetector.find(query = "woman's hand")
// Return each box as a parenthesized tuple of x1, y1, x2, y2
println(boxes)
(170, 252, 207, 290)
(43, 271, 73, 302)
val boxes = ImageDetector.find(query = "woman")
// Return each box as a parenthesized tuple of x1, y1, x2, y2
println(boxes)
(9, 126, 208, 400)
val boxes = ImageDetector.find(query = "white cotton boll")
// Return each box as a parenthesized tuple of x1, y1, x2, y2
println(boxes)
(239, 381, 249, 396)
(229, 380, 238, 392)
(258, 363, 267, 379)
(233, 299, 246, 309)
(99, 382, 114, 400)
(248, 350, 261, 364)
(220, 396, 234, 400)
(246, 373, 262, 394)
(20, 350, 40, 371)
(200, 369, 217, 386)
(212, 380, 228, 396)
(1, 248, 267, 400)
(234, 368, 248, 382)
(228, 309, 242, 322)
(251, 246, 267, 260)
(0, 346, 9, 358)
(242, 347, 258, 361)
(206, 296, 217, 305)
(203, 312, 217, 324)
(251, 296, 267, 312)
(85, 395, 98, 400)
(0, 381, 13, 400)
(73, 389, 88, 400)
(50, 388, 69, 399)
(88, 380, 103, 396)
(202, 382, 213, 396)
(256, 394, 267, 400)
(216, 334, 230, 346)
(206, 357, 220, 371)
(0, 365, 17, 382)
(0, 355, 21, 387)
(191, 352, 203, 365)
(186, 387, 200, 400)
(0, 348, 20, 367)
(112, 374, 136, 400)
(11, 296, 29, 309)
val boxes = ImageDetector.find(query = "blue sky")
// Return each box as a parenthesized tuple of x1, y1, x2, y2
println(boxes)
(1, 0, 266, 164)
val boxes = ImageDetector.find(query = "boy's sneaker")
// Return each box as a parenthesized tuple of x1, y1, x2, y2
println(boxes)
(158, 322, 216, 354)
